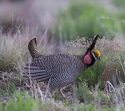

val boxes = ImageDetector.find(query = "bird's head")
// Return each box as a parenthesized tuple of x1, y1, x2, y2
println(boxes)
(92, 49, 101, 60)
(83, 49, 101, 66)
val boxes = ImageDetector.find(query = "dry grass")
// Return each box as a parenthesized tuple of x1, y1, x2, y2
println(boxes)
(63, 36, 125, 56)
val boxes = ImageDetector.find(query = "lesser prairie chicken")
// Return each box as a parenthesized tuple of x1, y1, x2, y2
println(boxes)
(24, 35, 101, 97)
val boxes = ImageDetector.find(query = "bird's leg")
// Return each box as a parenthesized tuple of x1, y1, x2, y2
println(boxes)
(60, 87, 66, 98)
(60, 84, 72, 98)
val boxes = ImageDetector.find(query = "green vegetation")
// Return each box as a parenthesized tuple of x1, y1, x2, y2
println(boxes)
(77, 57, 107, 87)
(53, 0, 125, 41)
(78, 55, 125, 87)
(1, 91, 38, 111)
(0, 91, 68, 111)
(112, 0, 125, 8)
(54, 0, 111, 41)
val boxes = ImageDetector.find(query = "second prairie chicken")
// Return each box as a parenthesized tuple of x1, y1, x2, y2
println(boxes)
(24, 35, 101, 96)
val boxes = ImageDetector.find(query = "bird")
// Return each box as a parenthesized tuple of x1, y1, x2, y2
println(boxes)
(24, 35, 101, 97)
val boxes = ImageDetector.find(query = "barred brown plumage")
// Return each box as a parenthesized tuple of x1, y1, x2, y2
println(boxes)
(24, 35, 101, 96)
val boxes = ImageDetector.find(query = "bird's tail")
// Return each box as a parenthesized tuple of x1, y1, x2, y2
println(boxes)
(88, 35, 99, 51)
(84, 35, 99, 55)
(28, 38, 40, 58)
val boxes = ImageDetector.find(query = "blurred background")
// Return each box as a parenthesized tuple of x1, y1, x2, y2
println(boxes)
(1, 0, 125, 41)
(0, 0, 70, 39)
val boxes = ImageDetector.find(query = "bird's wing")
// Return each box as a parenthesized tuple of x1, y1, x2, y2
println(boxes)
(24, 54, 80, 82)
(24, 62, 49, 82)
